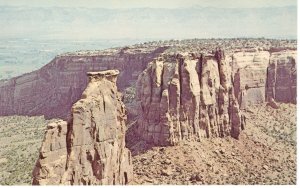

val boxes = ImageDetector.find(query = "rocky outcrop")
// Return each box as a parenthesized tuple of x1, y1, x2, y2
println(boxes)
(232, 50, 270, 109)
(233, 50, 297, 109)
(266, 98, 279, 109)
(0, 46, 168, 119)
(0, 39, 296, 120)
(266, 51, 297, 103)
(135, 51, 245, 146)
(32, 70, 133, 185)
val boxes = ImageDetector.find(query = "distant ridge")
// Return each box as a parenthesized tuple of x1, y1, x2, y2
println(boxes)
(0, 6, 296, 39)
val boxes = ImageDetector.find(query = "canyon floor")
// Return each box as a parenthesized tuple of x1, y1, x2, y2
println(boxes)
(0, 103, 296, 185)
(0, 116, 56, 185)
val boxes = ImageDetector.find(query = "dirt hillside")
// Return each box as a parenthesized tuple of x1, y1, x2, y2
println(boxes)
(129, 103, 296, 185)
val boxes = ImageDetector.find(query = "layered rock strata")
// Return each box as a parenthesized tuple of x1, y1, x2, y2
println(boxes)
(32, 70, 133, 185)
(232, 50, 297, 109)
(0, 43, 296, 120)
(266, 51, 297, 103)
(232, 50, 270, 109)
(135, 51, 245, 146)
(0, 46, 168, 119)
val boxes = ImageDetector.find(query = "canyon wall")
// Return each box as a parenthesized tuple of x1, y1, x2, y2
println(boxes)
(0, 44, 296, 120)
(0, 46, 167, 119)
(232, 50, 270, 109)
(135, 51, 245, 146)
(266, 51, 297, 103)
(32, 70, 133, 185)
(232, 50, 296, 109)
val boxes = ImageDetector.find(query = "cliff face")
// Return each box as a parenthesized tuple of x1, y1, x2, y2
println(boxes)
(266, 51, 297, 103)
(232, 50, 297, 109)
(135, 51, 245, 146)
(0, 40, 296, 120)
(0, 46, 167, 119)
(32, 70, 133, 185)
(232, 50, 270, 109)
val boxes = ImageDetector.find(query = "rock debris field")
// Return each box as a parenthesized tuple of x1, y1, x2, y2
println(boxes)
(129, 103, 296, 185)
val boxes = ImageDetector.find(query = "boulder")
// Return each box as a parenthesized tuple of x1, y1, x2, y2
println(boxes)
(266, 98, 279, 109)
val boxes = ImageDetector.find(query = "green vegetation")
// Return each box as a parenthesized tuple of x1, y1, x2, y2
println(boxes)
(0, 116, 56, 185)
(123, 84, 136, 104)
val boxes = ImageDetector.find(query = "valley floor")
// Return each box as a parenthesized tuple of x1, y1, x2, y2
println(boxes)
(0, 116, 54, 185)
(0, 103, 296, 185)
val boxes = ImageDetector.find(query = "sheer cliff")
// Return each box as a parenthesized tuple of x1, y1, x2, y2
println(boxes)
(134, 51, 245, 146)
(0, 46, 168, 119)
(232, 50, 296, 109)
(0, 40, 296, 121)
(32, 70, 133, 185)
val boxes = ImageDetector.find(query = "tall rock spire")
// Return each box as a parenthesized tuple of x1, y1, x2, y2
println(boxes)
(32, 70, 133, 185)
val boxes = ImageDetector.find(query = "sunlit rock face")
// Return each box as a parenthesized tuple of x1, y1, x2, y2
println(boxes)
(32, 70, 133, 185)
(232, 50, 270, 109)
(232, 50, 297, 109)
(0, 40, 296, 121)
(135, 51, 245, 146)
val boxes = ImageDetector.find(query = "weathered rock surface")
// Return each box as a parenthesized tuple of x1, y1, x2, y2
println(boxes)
(232, 50, 270, 109)
(266, 98, 279, 109)
(0, 39, 296, 120)
(32, 70, 133, 185)
(135, 50, 245, 146)
(266, 50, 297, 103)
(233, 50, 296, 109)
(0, 46, 168, 119)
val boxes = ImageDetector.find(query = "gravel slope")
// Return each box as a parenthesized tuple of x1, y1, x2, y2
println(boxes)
(130, 103, 296, 185)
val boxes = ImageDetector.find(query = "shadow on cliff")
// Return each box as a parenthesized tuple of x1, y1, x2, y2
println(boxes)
(125, 120, 155, 156)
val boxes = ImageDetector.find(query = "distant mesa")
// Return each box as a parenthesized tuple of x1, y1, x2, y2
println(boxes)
(0, 45, 168, 119)
(0, 39, 296, 121)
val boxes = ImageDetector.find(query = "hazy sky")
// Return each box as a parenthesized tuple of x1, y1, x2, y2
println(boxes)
(0, 0, 297, 8)
(0, 0, 296, 39)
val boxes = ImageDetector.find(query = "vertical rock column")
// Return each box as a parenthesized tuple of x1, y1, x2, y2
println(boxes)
(32, 70, 133, 185)
(135, 51, 244, 146)
(266, 51, 297, 103)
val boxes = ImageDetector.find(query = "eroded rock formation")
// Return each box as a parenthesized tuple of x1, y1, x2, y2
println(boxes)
(232, 50, 270, 109)
(232, 50, 297, 109)
(0, 46, 168, 119)
(266, 51, 297, 103)
(0, 39, 296, 120)
(135, 51, 245, 146)
(32, 70, 133, 185)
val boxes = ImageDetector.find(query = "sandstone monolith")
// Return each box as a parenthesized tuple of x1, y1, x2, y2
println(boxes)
(32, 70, 133, 185)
